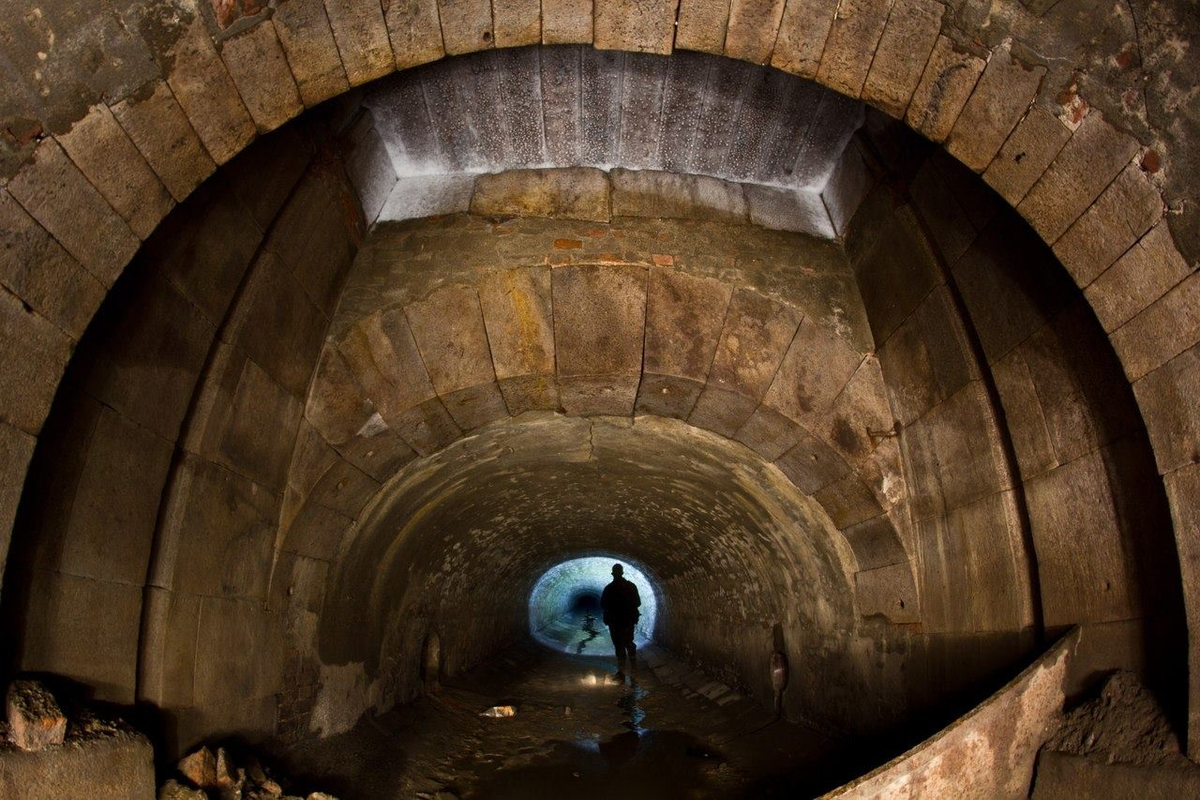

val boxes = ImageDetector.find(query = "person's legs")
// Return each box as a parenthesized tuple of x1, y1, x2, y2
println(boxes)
(610, 626, 628, 675)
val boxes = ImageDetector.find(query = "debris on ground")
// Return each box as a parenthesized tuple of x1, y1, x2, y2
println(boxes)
(6, 679, 67, 751)
(481, 705, 516, 718)
(1044, 670, 1189, 767)
(167, 744, 340, 800)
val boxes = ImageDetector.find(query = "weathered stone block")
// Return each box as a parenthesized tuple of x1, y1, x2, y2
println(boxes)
(644, 268, 732, 383)
(0, 422, 35, 573)
(0, 190, 106, 338)
(813, 355, 891, 463)
(559, 375, 640, 416)
(384, 0, 445, 67)
(163, 454, 280, 601)
(774, 427, 851, 493)
(611, 169, 748, 222)
(0, 722, 155, 799)
(193, 596, 283, 706)
(676, 0, 730, 54)
(849, 202, 942, 345)
(725, 0, 787, 64)
(78, 273, 215, 440)
(440, 382, 511, 429)
(877, 313, 938, 426)
(324, 0, 395, 85)
(337, 311, 462, 453)
(273, 0, 351, 106)
(110, 80, 216, 202)
(991, 348, 1059, 480)
(909, 158, 979, 264)
(822, 141, 874, 236)
(855, 560, 919, 622)
(282, 499, 353, 561)
(733, 405, 805, 461)
(763, 318, 863, 423)
(594, 0, 677, 53)
(1025, 446, 1141, 626)
(342, 117, 398, 225)
(6, 138, 140, 286)
(164, 13, 258, 165)
(770, 0, 838, 79)
(1111, 269, 1200, 381)
(499, 374, 561, 414)
(437, 0, 493, 54)
(744, 185, 833, 237)
(0, 295, 67, 436)
(56, 104, 174, 239)
(493, 0, 541, 46)
(228, 251, 326, 398)
(951, 212, 1073, 362)
(6, 680, 66, 751)
(1021, 302, 1138, 464)
(690, 289, 801, 433)
(471, 168, 611, 222)
(185, 345, 303, 492)
(982, 106, 1072, 206)
(1134, 342, 1200, 476)
(221, 22, 304, 132)
(924, 381, 1009, 511)
(905, 36, 986, 143)
(1017, 112, 1140, 244)
(140, 180, 264, 325)
(1086, 223, 1191, 334)
(14, 569, 143, 703)
(32, 402, 172, 586)
(405, 285, 498, 397)
(816, 0, 892, 98)
(860, 0, 943, 118)
(842, 514, 906, 570)
(306, 344, 375, 446)
(689, 387, 761, 437)
(542, 0, 593, 43)
(479, 267, 556, 380)
(553, 265, 647, 378)
(946, 46, 1046, 173)
(1054, 162, 1163, 289)
(634, 373, 705, 419)
(814, 474, 883, 528)
(138, 587, 201, 708)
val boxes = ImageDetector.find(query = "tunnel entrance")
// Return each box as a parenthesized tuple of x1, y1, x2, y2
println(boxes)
(529, 556, 659, 655)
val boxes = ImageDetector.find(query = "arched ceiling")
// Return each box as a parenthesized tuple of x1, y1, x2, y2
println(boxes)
(322, 413, 856, 672)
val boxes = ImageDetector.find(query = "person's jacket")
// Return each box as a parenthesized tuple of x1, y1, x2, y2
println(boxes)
(600, 577, 641, 627)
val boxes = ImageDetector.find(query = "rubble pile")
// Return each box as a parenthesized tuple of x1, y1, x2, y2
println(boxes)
(162, 744, 339, 800)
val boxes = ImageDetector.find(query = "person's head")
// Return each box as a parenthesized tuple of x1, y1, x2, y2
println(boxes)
(612, 564, 624, 578)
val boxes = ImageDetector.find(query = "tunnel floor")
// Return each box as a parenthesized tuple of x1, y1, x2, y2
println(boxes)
(279, 617, 857, 798)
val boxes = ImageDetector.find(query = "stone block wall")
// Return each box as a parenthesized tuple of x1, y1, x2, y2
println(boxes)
(0, 120, 363, 756)
(848, 117, 1186, 723)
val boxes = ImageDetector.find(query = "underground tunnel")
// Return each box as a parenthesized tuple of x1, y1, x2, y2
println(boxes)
(0, 1, 1198, 797)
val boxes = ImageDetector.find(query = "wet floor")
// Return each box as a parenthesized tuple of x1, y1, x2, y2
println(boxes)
(281, 613, 858, 799)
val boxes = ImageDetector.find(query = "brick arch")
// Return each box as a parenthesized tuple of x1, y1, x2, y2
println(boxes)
(1, 0, 1198, 753)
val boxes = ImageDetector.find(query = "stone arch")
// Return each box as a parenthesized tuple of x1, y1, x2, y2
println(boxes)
(0, 0, 1197, 755)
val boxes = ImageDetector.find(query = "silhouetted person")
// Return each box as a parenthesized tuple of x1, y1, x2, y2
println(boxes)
(600, 564, 641, 679)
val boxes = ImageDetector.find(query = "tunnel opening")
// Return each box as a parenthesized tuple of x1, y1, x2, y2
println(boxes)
(529, 556, 659, 655)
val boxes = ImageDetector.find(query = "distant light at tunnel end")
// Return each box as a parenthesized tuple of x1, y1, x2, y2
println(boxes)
(529, 556, 658, 651)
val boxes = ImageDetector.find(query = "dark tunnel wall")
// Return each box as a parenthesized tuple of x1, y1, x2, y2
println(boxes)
(1, 118, 365, 752)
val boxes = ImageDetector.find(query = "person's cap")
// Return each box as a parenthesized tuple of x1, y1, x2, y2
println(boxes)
(612, 564, 624, 575)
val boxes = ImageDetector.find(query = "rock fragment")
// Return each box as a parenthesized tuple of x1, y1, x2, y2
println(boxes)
(5, 679, 67, 751)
